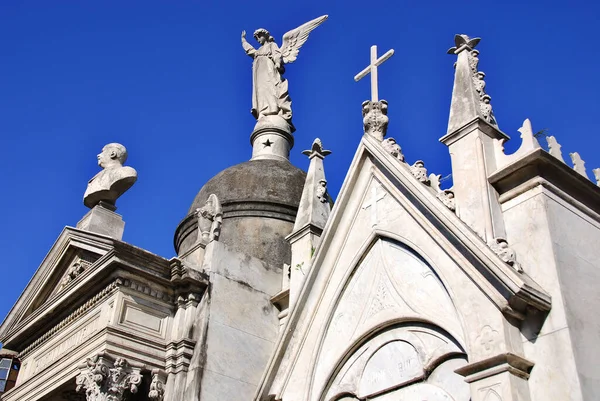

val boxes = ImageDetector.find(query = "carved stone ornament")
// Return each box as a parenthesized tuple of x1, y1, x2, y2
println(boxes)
(437, 189, 456, 212)
(593, 168, 600, 186)
(59, 260, 88, 291)
(410, 160, 430, 184)
(570, 152, 588, 178)
(196, 193, 223, 244)
(362, 100, 389, 141)
(448, 34, 498, 127)
(381, 137, 404, 162)
(148, 370, 166, 401)
(241, 15, 327, 129)
(546, 135, 565, 163)
(489, 237, 523, 273)
(75, 352, 143, 401)
(316, 179, 329, 203)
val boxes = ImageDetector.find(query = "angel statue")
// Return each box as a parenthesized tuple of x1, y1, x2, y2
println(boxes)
(241, 15, 328, 131)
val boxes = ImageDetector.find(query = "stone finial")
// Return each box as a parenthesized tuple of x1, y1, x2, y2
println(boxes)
(410, 160, 430, 184)
(447, 34, 481, 55)
(84, 143, 137, 209)
(381, 137, 405, 162)
(76, 353, 143, 401)
(196, 194, 222, 244)
(362, 100, 389, 141)
(292, 138, 332, 232)
(546, 136, 565, 162)
(569, 152, 588, 178)
(302, 138, 332, 159)
(489, 237, 523, 273)
(447, 34, 499, 134)
(494, 118, 542, 170)
(593, 168, 600, 186)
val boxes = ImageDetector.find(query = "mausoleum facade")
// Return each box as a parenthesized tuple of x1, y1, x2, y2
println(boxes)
(1, 30, 599, 401)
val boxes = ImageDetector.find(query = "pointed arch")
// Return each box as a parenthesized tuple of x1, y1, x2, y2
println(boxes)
(305, 233, 469, 401)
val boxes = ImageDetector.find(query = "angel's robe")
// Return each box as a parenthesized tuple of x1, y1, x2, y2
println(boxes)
(243, 41, 292, 123)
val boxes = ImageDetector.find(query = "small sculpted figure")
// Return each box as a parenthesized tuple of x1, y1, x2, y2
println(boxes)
(480, 94, 497, 125)
(410, 160, 430, 184)
(83, 143, 137, 209)
(438, 190, 456, 212)
(316, 179, 328, 203)
(489, 238, 523, 273)
(474, 71, 486, 95)
(382, 137, 404, 162)
(241, 15, 327, 129)
(196, 194, 223, 244)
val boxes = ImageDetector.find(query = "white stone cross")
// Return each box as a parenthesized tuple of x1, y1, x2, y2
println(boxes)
(354, 45, 395, 102)
(362, 184, 387, 227)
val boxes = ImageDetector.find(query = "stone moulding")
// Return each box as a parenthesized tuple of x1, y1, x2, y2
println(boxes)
(454, 352, 535, 382)
(18, 280, 120, 359)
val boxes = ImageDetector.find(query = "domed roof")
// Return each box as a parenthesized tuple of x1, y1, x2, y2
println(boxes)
(174, 159, 306, 260)
(188, 159, 306, 215)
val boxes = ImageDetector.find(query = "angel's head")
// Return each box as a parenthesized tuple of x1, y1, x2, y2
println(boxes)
(253, 28, 272, 45)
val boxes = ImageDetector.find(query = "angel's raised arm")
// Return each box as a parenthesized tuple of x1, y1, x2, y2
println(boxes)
(241, 30, 256, 57)
(280, 15, 328, 64)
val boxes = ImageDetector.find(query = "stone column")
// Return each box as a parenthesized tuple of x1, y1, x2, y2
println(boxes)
(75, 352, 144, 401)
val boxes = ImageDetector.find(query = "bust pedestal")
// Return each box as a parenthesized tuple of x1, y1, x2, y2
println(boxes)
(76, 202, 125, 240)
(250, 115, 294, 162)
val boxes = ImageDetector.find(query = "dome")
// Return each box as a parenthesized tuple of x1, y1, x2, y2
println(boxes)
(174, 159, 306, 268)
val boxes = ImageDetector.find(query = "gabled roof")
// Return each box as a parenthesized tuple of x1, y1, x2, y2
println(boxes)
(0, 227, 171, 350)
(255, 134, 551, 400)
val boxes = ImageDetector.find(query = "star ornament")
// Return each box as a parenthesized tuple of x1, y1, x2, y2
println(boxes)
(262, 139, 274, 147)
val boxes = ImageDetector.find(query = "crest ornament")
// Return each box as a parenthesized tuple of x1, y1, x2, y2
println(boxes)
(362, 100, 389, 140)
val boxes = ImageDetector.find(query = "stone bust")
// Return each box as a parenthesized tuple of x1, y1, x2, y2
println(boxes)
(83, 143, 137, 209)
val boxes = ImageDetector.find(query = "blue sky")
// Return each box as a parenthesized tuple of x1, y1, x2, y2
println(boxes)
(1, 1, 599, 322)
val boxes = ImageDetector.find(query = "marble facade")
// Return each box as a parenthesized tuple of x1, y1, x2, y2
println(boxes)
(1, 32, 599, 401)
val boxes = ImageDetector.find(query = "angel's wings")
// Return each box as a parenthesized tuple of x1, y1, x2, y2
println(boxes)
(280, 15, 328, 64)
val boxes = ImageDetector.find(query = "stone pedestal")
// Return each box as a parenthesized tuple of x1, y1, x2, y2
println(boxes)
(76, 203, 125, 240)
(250, 115, 294, 162)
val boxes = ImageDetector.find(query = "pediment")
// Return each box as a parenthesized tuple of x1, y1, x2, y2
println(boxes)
(0, 227, 114, 345)
(256, 134, 551, 401)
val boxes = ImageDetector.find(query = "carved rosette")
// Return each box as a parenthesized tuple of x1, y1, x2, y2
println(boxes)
(362, 100, 389, 141)
(489, 238, 523, 273)
(75, 353, 143, 401)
